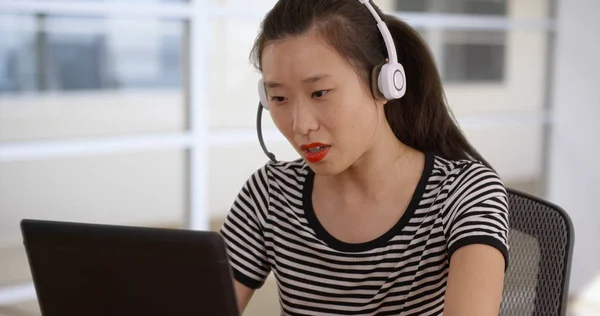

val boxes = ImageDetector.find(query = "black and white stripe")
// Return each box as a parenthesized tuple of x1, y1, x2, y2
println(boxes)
(221, 152, 509, 316)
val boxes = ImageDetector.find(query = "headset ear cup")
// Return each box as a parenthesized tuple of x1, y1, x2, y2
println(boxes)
(257, 79, 269, 110)
(378, 62, 406, 100)
(370, 63, 387, 102)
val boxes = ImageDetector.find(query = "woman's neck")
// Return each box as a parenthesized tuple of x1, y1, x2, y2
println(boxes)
(319, 121, 424, 203)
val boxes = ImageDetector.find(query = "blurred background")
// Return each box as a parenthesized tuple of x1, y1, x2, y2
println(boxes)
(0, 0, 598, 315)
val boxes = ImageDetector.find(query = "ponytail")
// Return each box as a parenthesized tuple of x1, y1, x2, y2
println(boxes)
(382, 15, 492, 167)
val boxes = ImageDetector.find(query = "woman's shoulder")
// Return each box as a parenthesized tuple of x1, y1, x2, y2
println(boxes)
(264, 157, 310, 174)
(245, 158, 311, 192)
(430, 154, 511, 271)
(430, 153, 507, 199)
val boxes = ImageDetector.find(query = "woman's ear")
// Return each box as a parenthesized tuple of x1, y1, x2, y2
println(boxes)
(371, 63, 388, 104)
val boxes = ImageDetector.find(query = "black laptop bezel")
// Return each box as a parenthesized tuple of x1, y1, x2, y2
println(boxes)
(20, 219, 240, 316)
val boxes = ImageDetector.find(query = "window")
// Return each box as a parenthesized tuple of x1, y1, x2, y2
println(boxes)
(413, 29, 506, 83)
(393, 1, 508, 83)
(0, 1, 203, 312)
(442, 31, 506, 82)
(0, 15, 183, 93)
(26, 0, 189, 2)
(443, 43, 505, 82)
(0, 15, 38, 93)
(394, 0, 427, 12)
(0, 15, 187, 142)
(395, 0, 507, 16)
(396, 0, 507, 83)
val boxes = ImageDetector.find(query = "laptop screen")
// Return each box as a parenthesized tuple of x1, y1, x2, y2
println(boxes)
(21, 220, 239, 316)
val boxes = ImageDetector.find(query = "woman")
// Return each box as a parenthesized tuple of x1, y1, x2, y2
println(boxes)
(220, 0, 509, 315)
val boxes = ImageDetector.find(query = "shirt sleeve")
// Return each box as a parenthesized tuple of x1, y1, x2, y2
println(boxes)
(445, 163, 510, 271)
(219, 165, 272, 289)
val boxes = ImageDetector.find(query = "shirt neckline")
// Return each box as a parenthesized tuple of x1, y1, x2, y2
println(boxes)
(302, 151, 435, 252)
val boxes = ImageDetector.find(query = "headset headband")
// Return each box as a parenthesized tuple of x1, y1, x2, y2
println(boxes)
(357, 0, 398, 64)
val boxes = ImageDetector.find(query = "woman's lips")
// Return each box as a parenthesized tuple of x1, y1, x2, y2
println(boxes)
(299, 143, 331, 163)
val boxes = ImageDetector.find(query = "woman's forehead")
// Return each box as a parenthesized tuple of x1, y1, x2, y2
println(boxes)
(261, 33, 351, 84)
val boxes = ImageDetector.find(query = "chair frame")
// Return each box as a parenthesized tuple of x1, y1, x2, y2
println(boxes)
(505, 188, 575, 316)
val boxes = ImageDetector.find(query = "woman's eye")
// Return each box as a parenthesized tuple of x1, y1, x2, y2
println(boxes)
(270, 96, 286, 103)
(312, 90, 330, 98)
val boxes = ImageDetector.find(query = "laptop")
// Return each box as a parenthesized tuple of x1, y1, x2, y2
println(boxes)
(20, 219, 239, 316)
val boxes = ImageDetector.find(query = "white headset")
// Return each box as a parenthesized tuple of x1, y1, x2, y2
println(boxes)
(257, 0, 406, 110)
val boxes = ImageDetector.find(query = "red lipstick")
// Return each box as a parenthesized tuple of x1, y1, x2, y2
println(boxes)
(299, 142, 331, 163)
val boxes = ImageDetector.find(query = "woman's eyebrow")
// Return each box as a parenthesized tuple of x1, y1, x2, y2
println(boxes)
(264, 74, 331, 88)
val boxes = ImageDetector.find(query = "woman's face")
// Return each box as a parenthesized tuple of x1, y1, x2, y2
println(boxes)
(261, 31, 385, 175)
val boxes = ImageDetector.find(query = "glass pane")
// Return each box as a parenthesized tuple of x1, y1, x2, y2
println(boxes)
(414, 29, 550, 117)
(395, 0, 427, 12)
(442, 30, 506, 83)
(27, 0, 188, 2)
(0, 149, 188, 287)
(0, 14, 186, 142)
(0, 15, 38, 93)
(396, 0, 507, 15)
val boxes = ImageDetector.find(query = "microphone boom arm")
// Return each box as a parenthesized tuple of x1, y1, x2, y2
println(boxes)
(256, 102, 278, 163)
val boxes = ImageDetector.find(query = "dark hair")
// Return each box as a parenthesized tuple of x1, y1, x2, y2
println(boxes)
(250, 0, 491, 167)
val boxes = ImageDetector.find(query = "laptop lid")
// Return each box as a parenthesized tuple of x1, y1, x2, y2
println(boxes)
(20, 219, 239, 316)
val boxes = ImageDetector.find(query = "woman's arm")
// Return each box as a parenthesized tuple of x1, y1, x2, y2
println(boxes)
(220, 165, 272, 315)
(233, 280, 255, 315)
(441, 162, 510, 315)
(443, 244, 506, 316)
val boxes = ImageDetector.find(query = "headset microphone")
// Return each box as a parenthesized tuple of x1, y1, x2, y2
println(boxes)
(256, 101, 278, 163)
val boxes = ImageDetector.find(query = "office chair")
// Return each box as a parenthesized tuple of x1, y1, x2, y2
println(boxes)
(499, 188, 575, 316)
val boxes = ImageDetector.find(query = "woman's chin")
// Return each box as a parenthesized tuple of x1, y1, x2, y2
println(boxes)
(304, 159, 344, 176)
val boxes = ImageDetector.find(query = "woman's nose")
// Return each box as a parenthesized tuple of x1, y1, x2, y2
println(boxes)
(292, 102, 319, 135)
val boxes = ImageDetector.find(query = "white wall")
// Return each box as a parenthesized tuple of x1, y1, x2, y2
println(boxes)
(548, 0, 600, 295)
(0, 149, 187, 247)
(0, 91, 185, 142)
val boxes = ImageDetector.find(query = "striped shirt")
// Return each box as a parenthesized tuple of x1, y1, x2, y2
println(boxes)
(220, 152, 509, 315)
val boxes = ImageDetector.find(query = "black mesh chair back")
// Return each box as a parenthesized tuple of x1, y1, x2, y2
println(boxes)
(499, 188, 575, 316)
